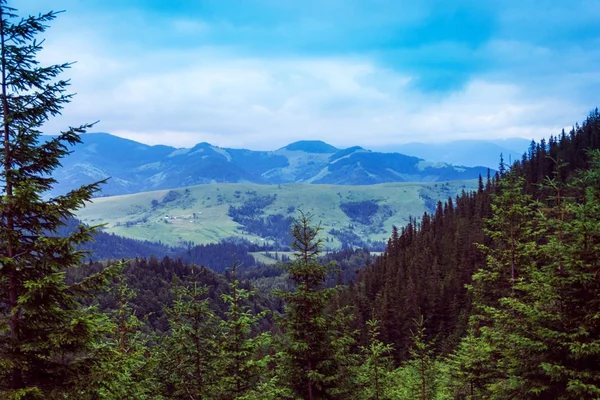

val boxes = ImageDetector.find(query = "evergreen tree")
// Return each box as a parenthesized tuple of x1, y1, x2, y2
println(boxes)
(466, 170, 548, 398)
(154, 275, 219, 399)
(388, 317, 440, 400)
(447, 327, 496, 399)
(215, 262, 271, 400)
(85, 267, 159, 399)
(537, 150, 600, 398)
(0, 2, 117, 398)
(276, 212, 357, 399)
(355, 319, 394, 400)
(465, 152, 600, 398)
(403, 317, 438, 400)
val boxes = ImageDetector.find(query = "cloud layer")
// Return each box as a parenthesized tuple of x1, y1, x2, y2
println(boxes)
(20, 0, 600, 149)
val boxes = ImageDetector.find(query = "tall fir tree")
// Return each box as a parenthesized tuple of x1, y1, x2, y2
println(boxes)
(0, 2, 117, 398)
(276, 212, 357, 399)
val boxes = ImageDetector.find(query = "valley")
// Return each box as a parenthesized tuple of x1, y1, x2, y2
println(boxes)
(77, 180, 478, 249)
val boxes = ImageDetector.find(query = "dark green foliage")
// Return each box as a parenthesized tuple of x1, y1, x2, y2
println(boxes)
(79, 256, 270, 334)
(276, 213, 358, 399)
(154, 275, 220, 399)
(328, 227, 387, 250)
(0, 3, 118, 398)
(81, 267, 159, 399)
(214, 263, 272, 399)
(176, 241, 256, 273)
(340, 200, 379, 225)
(56, 217, 181, 261)
(228, 193, 277, 219)
(228, 193, 295, 247)
(2, 2, 600, 396)
(461, 150, 600, 399)
(162, 189, 182, 204)
(321, 248, 373, 286)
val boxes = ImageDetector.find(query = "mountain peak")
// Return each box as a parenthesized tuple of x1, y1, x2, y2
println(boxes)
(281, 140, 338, 153)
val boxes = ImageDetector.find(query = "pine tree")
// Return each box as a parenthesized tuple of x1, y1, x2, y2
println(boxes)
(155, 275, 219, 399)
(88, 267, 159, 400)
(275, 212, 357, 399)
(464, 152, 600, 398)
(0, 3, 117, 398)
(215, 262, 271, 399)
(355, 319, 394, 400)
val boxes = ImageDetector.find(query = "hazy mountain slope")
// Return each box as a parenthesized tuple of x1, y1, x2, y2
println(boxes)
(47, 133, 493, 197)
(52, 133, 177, 196)
(377, 138, 531, 169)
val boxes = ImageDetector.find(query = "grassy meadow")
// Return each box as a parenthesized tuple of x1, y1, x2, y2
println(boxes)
(78, 181, 478, 248)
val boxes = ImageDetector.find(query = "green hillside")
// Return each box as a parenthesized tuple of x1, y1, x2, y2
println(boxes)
(78, 181, 478, 248)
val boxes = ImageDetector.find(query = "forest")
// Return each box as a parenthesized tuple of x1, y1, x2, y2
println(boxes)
(1, 3, 600, 400)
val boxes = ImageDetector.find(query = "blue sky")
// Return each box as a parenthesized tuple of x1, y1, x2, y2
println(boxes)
(19, 0, 600, 149)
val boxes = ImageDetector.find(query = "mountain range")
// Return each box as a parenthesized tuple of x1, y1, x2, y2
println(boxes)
(48, 133, 497, 197)
(373, 138, 531, 169)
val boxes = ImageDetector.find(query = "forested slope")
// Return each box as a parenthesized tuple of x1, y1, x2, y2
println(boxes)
(349, 110, 600, 373)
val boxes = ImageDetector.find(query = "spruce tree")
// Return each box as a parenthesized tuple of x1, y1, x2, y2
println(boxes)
(355, 319, 394, 400)
(86, 268, 159, 400)
(215, 262, 271, 400)
(465, 152, 600, 398)
(276, 212, 357, 399)
(0, 2, 117, 398)
(404, 317, 438, 400)
(448, 327, 496, 399)
(155, 275, 219, 399)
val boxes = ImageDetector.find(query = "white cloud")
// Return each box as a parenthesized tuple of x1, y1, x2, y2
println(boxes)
(34, 25, 595, 150)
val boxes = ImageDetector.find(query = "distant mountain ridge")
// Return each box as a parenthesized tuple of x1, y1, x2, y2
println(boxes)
(48, 133, 492, 197)
(376, 138, 531, 169)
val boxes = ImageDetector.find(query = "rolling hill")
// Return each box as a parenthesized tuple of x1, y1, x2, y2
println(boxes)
(76, 180, 479, 249)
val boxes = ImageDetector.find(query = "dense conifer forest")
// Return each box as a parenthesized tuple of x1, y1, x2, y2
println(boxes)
(1, 2, 599, 399)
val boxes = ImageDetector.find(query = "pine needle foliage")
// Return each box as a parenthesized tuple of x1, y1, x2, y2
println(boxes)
(215, 262, 271, 399)
(0, 2, 117, 398)
(275, 212, 357, 399)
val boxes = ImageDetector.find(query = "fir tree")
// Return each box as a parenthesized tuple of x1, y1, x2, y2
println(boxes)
(0, 2, 117, 398)
(465, 152, 600, 398)
(84, 267, 159, 399)
(276, 212, 357, 399)
(355, 319, 394, 400)
(215, 262, 271, 399)
(155, 275, 219, 399)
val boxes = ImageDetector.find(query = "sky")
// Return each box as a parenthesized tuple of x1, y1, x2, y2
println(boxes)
(17, 0, 600, 150)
